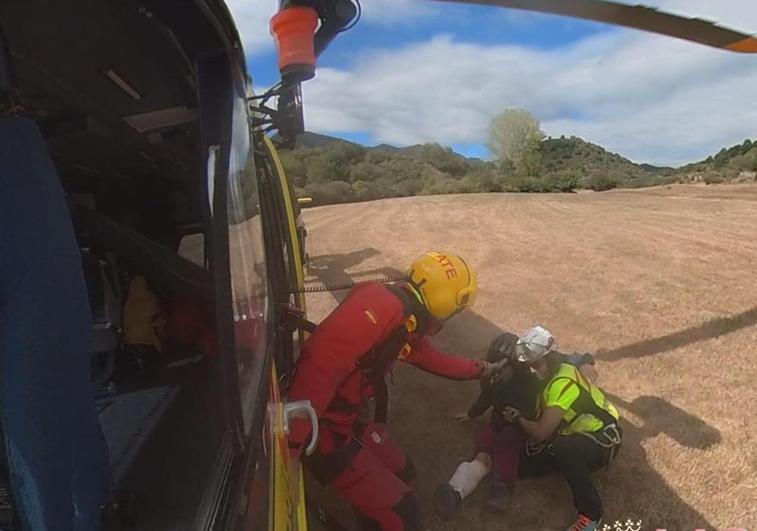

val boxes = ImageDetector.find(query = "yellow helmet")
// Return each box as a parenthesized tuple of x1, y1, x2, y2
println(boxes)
(407, 252, 477, 321)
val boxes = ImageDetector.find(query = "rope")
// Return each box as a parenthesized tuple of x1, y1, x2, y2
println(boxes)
(292, 274, 407, 294)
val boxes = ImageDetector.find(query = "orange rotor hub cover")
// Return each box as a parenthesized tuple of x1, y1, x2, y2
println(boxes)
(270, 7, 318, 82)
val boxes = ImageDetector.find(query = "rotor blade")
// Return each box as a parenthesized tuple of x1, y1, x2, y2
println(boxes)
(431, 0, 757, 53)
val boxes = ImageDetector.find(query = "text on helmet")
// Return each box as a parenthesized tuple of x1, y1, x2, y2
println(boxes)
(434, 254, 458, 280)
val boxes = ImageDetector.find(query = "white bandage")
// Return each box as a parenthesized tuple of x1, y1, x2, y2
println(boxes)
(448, 459, 489, 499)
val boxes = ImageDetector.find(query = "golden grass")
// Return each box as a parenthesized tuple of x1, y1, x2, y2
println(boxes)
(302, 184, 757, 531)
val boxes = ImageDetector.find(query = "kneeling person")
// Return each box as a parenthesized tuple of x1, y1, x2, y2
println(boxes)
(286, 252, 502, 531)
(511, 326, 621, 531)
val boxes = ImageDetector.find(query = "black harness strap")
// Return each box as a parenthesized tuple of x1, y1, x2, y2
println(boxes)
(299, 318, 317, 333)
(304, 431, 363, 485)
(300, 284, 429, 427)
(303, 286, 438, 490)
(356, 284, 425, 381)
(373, 377, 390, 425)
(355, 284, 424, 424)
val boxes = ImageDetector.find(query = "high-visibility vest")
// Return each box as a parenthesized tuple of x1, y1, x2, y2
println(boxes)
(541, 363, 619, 436)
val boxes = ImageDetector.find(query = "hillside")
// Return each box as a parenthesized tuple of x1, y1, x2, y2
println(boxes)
(278, 132, 753, 206)
(676, 139, 757, 184)
(293, 131, 354, 149)
(541, 136, 672, 185)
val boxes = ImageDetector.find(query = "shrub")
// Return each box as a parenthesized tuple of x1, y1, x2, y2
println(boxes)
(703, 173, 725, 185)
(304, 181, 355, 205)
(588, 174, 618, 191)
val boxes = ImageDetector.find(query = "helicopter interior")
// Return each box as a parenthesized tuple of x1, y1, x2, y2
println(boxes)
(0, 0, 260, 528)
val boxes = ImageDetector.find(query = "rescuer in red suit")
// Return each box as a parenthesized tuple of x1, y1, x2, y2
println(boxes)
(287, 252, 503, 531)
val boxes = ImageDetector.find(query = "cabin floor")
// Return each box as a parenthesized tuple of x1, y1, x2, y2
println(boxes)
(101, 355, 227, 531)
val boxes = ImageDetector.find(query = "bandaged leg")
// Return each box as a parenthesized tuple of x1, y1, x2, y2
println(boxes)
(448, 454, 491, 500)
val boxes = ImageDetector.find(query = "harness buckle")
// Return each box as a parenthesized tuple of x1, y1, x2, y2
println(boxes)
(603, 423, 622, 446)
(525, 439, 551, 456)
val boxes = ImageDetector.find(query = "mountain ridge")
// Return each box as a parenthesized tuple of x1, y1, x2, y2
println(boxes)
(280, 132, 756, 205)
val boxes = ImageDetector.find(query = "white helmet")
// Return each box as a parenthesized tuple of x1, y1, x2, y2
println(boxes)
(515, 325, 556, 363)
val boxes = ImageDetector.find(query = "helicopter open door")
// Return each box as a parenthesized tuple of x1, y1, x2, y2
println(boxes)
(200, 40, 318, 527)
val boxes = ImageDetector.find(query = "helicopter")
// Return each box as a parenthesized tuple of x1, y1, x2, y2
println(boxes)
(0, 1, 754, 531)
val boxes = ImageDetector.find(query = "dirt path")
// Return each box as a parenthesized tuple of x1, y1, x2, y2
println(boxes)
(302, 184, 757, 531)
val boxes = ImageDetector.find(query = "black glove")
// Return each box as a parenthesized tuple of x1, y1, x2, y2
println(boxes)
(481, 358, 509, 380)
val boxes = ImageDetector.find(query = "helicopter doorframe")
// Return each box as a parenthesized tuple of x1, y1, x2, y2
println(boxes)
(194, 35, 315, 528)
(192, 49, 250, 530)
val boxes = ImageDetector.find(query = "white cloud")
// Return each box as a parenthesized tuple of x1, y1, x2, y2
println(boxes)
(360, 0, 438, 24)
(297, 1, 757, 165)
(225, 0, 278, 56)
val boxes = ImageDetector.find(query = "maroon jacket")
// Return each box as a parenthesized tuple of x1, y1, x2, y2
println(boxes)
(287, 282, 484, 452)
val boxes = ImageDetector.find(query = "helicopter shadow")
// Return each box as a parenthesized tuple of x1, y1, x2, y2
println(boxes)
(303, 248, 720, 531)
(598, 306, 757, 362)
(306, 248, 400, 298)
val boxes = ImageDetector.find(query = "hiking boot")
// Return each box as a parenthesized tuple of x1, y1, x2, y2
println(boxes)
(484, 481, 513, 513)
(433, 482, 462, 521)
(565, 514, 603, 531)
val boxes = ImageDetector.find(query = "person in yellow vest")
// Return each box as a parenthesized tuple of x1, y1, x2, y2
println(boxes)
(501, 326, 622, 531)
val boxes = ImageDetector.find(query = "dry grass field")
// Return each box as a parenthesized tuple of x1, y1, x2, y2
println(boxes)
(301, 184, 757, 531)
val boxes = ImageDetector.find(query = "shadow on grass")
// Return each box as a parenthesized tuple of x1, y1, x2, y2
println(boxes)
(599, 307, 757, 362)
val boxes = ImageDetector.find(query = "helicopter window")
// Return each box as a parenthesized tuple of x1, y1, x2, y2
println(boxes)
(227, 87, 271, 435)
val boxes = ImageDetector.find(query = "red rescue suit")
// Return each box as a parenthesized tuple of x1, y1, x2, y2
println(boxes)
(287, 282, 484, 531)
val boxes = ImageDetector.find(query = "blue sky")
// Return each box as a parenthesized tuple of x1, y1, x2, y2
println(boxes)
(247, 5, 607, 88)
(230, 1, 757, 165)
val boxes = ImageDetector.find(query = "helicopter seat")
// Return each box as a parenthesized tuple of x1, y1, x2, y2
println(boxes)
(81, 250, 123, 385)
(82, 251, 121, 351)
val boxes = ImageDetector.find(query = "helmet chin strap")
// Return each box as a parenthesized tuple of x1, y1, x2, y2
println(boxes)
(406, 283, 425, 306)
(401, 282, 445, 334)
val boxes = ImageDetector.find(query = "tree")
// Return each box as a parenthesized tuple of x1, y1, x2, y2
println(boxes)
(306, 151, 349, 183)
(487, 109, 545, 176)
(713, 147, 729, 168)
(741, 139, 753, 155)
